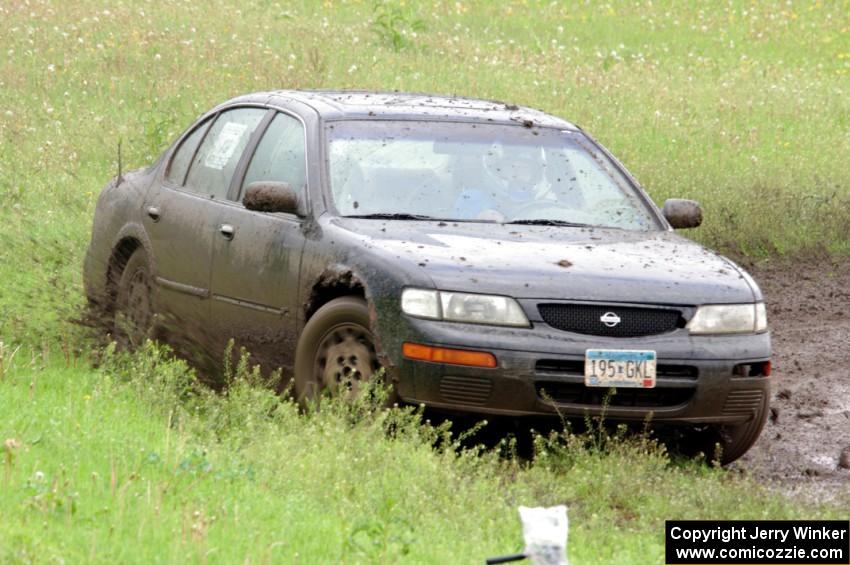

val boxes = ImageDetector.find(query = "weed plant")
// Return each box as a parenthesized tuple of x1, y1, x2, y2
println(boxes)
(0, 342, 843, 562)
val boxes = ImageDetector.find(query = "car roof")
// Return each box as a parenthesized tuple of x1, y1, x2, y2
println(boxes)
(224, 89, 579, 130)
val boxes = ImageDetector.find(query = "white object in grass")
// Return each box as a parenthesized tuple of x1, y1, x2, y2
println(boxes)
(518, 505, 568, 565)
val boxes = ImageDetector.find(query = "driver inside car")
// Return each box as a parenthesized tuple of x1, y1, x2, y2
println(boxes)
(452, 145, 545, 222)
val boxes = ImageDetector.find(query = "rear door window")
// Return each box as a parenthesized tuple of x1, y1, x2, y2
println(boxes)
(184, 108, 266, 199)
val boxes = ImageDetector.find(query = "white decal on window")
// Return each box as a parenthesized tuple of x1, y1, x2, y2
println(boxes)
(205, 122, 247, 170)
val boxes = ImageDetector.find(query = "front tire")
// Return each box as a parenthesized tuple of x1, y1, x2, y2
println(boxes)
(671, 394, 769, 465)
(294, 297, 388, 405)
(714, 393, 770, 464)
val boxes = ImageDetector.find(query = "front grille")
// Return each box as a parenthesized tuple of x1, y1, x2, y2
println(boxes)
(535, 359, 698, 380)
(722, 390, 764, 417)
(538, 303, 683, 337)
(439, 375, 492, 406)
(535, 381, 693, 408)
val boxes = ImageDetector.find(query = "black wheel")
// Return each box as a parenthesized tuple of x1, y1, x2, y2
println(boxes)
(294, 297, 389, 405)
(670, 394, 769, 465)
(714, 393, 770, 464)
(114, 248, 154, 349)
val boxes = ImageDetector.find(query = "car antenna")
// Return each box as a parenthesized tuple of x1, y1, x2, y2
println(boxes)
(116, 138, 124, 186)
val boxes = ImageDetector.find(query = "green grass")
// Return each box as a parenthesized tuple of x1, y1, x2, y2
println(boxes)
(2, 0, 850, 342)
(1, 344, 844, 563)
(1, 1, 849, 562)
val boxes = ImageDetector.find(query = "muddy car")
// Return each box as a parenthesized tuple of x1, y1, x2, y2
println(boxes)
(84, 90, 771, 463)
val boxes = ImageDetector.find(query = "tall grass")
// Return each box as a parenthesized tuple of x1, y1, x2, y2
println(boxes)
(0, 342, 842, 563)
(2, 1, 850, 344)
(0, 3, 848, 561)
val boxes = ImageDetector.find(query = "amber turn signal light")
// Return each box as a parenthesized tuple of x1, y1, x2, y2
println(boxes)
(402, 342, 497, 368)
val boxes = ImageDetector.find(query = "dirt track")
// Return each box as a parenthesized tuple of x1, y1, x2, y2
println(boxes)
(736, 259, 850, 497)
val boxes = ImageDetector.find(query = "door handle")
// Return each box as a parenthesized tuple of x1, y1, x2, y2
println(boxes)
(219, 224, 235, 240)
(146, 206, 161, 222)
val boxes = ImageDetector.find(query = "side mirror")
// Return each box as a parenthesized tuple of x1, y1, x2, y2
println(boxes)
(243, 181, 299, 214)
(662, 198, 703, 229)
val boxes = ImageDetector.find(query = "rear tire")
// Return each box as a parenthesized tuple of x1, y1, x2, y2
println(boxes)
(114, 248, 154, 349)
(294, 297, 391, 406)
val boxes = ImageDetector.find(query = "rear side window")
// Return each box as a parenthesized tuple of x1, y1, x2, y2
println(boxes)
(184, 108, 266, 199)
(166, 119, 211, 186)
(241, 112, 307, 199)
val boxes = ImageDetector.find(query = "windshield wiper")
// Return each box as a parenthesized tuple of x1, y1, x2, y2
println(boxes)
(345, 213, 440, 220)
(506, 219, 594, 228)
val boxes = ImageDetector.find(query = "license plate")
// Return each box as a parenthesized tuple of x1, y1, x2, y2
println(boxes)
(584, 349, 656, 388)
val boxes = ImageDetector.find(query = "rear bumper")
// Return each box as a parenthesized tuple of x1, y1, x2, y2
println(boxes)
(381, 314, 771, 424)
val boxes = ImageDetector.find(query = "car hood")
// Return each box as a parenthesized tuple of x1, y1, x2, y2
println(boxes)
(330, 219, 758, 305)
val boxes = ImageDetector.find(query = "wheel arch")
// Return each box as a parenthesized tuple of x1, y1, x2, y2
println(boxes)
(105, 224, 154, 311)
(302, 266, 396, 373)
(304, 267, 367, 321)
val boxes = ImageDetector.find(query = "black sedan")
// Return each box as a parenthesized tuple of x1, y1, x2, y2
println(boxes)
(84, 90, 771, 463)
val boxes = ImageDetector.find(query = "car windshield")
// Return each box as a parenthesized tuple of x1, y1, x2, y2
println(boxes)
(325, 120, 659, 230)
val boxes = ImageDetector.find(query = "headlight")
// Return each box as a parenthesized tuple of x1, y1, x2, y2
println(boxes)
(401, 288, 529, 327)
(400, 288, 440, 319)
(687, 303, 768, 334)
(440, 291, 529, 326)
(755, 302, 767, 332)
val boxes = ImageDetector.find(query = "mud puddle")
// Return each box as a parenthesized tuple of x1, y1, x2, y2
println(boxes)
(735, 258, 850, 501)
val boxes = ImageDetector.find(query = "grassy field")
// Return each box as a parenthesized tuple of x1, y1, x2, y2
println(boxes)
(3, 0, 850, 343)
(1, 344, 844, 563)
(1, 0, 849, 562)
(2, 0, 850, 343)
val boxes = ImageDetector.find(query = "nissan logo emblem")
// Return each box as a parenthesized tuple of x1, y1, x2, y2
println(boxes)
(600, 312, 621, 327)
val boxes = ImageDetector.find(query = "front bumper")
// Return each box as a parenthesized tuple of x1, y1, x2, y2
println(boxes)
(380, 313, 771, 424)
